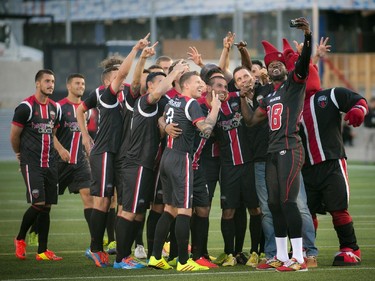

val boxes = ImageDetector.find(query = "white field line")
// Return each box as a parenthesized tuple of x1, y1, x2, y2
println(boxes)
(2, 267, 375, 281)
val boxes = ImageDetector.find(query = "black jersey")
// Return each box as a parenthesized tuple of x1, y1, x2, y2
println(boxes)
(56, 98, 86, 164)
(12, 95, 60, 167)
(117, 84, 139, 159)
(165, 95, 205, 154)
(82, 85, 123, 155)
(258, 72, 306, 153)
(215, 91, 251, 166)
(300, 87, 364, 165)
(125, 94, 161, 170)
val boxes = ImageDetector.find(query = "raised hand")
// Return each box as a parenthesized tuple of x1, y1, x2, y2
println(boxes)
(293, 17, 311, 34)
(316, 37, 331, 58)
(135, 33, 151, 51)
(223, 31, 236, 50)
(187, 46, 204, 67)
(141, 41, 159, 59)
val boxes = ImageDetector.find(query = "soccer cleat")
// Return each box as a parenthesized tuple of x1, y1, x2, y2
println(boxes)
(213, 253, 227, 265)
(87, 250, 109, 268)
(305, 256, 318, 268)
(148, 256, 173, 270)
(106, 241, 117, 255)
(113, 256, 145, 269)
(332, 248, 361, 266)
(85, 248, 93, 261)
(195, 256, 218, 268)
(276, 258, 308, 272)
(14, 238, 26, 260)
(256, 256, 283, 270)
(168, 257, 178, 267)
(176, 258, 209, 271)
(236, 252, 248, 265)
(162, 241, 170, 257)
(36, 250, 63, 261)
(132, 257, 148, 267)
(134, 244, 147, 259)
(222, 254, 237, 266)
(246, 251, 259, 267)
(28, 232, 38, 246)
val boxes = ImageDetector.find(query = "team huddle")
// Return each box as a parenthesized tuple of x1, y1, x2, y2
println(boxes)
(11, 18, 366, 272)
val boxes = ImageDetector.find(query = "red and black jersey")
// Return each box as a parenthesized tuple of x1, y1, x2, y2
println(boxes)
(215, 91, 251, 166)
(165, 94, 205, 154)
(125, 94, 161, 170)
(258, 73, 306, 153)
(55, 98, 87, 164)
(82, 85, 123, 155)
(192, 96, 220, 170)
(300, 87, 364, 165)
(12, 95, 60, 167)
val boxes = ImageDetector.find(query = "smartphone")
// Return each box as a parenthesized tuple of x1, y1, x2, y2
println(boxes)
(289, 19, 302, 28)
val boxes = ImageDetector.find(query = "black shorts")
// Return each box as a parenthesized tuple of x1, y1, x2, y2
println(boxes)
(89, 152, 116, 197)
(114, 157, 126, 204)
(20, 164, 58, 205)
(160, 148, 193, 209)
(58, 158, 91, 195)
(201, 155, 220, 200)
(302, 158, 350, 214)
(192, 166, 210, 208)
(220, 161, 258, 209)
(122, 163, 154, 213)
(151, 165, 164, 205)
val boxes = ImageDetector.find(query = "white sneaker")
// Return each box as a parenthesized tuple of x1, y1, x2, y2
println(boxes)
(134, 244, 147, 259)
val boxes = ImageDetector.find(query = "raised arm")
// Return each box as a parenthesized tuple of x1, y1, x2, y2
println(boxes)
(131, 41, 159, 96)
(236, 41, 252, 71)
(218, 31, 235, 82)
(292, 18, 312, 81)
(195, 91, 221, 136)
(187, 46, 204, 68)
(312, 37, 331, 65)
(111, 33, 151, 93)
(148, 60, 186, 104)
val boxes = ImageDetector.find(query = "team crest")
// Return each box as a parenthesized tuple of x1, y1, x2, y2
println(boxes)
(50, 110, 56, 120)
(230, 101, 239, 111)
(317, 95, 328, 108)
(32, 189, 39, 199)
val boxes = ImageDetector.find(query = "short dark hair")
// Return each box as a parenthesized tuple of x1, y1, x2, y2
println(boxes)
(252, 59, 264, 68)
(232, 66, 250, 80)
(145, 72, 167, 90)
(179, 71, 200, 90)
(148, 64, 164, 72)
(200, 63, 221, 84)
(155, 55, 173, 66)
(35, 69, 54, 82)
(207, 75, 227, 87)
(66, 73, 85, 84)
(204, 68, 224, 84)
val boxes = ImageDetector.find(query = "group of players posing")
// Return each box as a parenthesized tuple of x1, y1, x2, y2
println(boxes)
(11, 17, 366, 272)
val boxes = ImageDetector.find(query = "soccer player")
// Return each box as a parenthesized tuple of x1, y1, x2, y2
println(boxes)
(11, 69, 62, 261)
(155, 55, 173, 74)
(283, 37, 367, 266)
(241, 17, 312, 272)
(77, 34, 151, 268)
(148, 71, 221, 271)
(114, 61, 185, 270)
(53, 73, 93, 240)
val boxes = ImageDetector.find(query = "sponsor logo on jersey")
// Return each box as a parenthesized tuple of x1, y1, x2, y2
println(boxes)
(50, 110, 56, 120)
(317, 95, 328, 108)
(217, 112, 243, 131)
(32, 189, 39, 199)
(230, 101, 239, 112)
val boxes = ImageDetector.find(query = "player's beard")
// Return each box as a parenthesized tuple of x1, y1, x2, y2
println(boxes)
(41, 88, 53, 96)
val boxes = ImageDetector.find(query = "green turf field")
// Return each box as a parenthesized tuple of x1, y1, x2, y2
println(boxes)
(0, 161, 374, 281)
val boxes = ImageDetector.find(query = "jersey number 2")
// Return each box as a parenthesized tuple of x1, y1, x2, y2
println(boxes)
(267, 103, 283, 131)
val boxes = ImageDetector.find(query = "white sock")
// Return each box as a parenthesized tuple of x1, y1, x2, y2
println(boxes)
(290, 237, 304, 263)
(275, 237, 289, 262)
